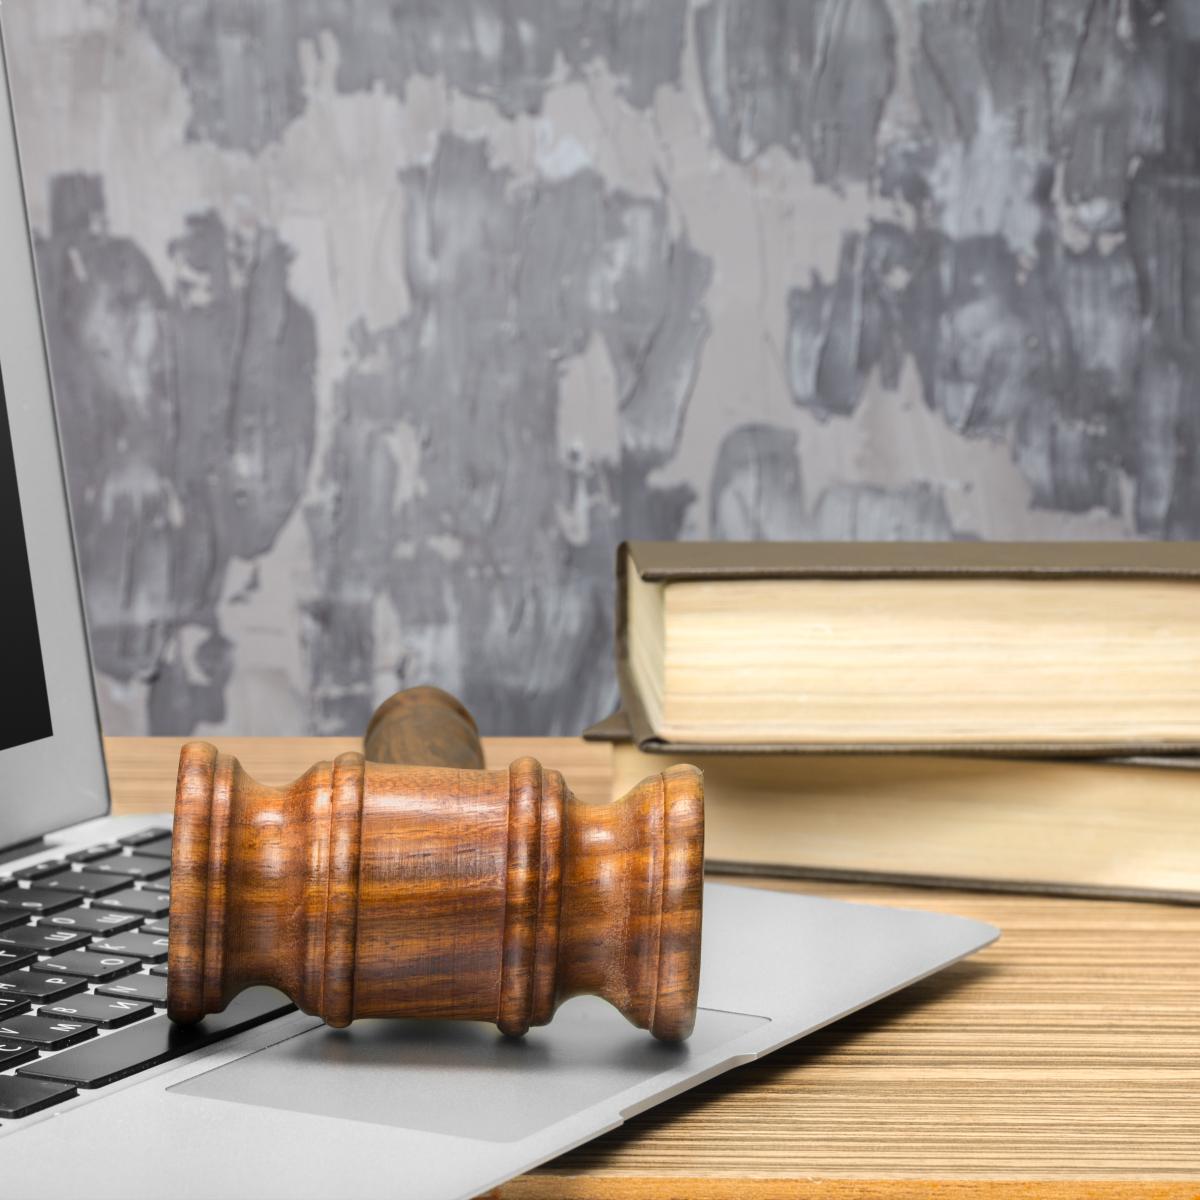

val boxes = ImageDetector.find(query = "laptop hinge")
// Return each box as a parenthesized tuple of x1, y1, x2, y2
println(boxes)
(0, 834, 49, 866)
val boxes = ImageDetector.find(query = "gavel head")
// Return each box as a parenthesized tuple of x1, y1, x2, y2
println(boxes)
(168, 749, 704, 1040)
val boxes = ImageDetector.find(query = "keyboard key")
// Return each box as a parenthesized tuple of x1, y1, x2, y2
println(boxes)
(140, 918, 169, 936)
(0, 1012, 98, 1048)
(0, 925, 92, 954)
(11, 859, 69, 881)
(148, 963, 168, 977)
(89, 931, 169, 962)
(0, 908, 31, 930)
(95, 973, 167, 1006)
(136, 835, 173, 860)
(118, 828, 171, 847)
(66, 843, 121, 863)
(89, 854, 170, 881)
(39, 993, 154, 1029)
(0, 1039, 38, 1070)
(39, 869, 132, 897)
(0, 947, 35, 972)
(0, 998, 31, 1019)
(0, 1075, 76, 1117)
(138, 874, 172, 893)
(0, 886, 76, 915)
(19, 987, 293, 1089)
(40, 906, 140, 935)
(90, 888, 169, 917)
(31, 950, 140, 982)
(0, 970, 88, 1001)
(0, 877, 15, 892)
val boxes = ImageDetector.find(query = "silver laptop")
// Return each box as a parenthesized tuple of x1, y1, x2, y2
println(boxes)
(0, 22, 997, 1199)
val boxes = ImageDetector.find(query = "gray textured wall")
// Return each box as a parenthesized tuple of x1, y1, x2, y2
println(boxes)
(5, 0, 1197, 737)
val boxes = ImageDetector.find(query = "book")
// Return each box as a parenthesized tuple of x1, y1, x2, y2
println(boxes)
(619, 541, 1200, 755)
(586, 711, 1200, 903)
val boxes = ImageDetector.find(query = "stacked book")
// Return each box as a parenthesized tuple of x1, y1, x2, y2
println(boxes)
(586, 541, 1200, 903)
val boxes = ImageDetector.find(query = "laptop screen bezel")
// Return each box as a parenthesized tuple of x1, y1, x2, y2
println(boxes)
(0, 22, 110, 850)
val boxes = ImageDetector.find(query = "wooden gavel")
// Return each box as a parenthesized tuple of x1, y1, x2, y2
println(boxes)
(167, 687, 704, 1040)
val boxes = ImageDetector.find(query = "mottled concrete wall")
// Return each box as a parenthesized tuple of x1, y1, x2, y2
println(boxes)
(4, 0, 1195, 736)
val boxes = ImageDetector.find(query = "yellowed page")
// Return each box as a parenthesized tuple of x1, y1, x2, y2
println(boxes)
(659, 578, 1200, 745)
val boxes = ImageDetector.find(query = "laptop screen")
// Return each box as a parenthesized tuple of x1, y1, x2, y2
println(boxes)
(0, 27, 109, 847)
(0, 364, 53, 753)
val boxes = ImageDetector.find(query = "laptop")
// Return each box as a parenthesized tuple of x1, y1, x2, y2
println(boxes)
(0, 20, 998, 1199)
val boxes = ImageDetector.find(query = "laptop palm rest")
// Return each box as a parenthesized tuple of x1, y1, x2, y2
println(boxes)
(172, 1001, 769, 1141)
(153, 884, 995, 1199)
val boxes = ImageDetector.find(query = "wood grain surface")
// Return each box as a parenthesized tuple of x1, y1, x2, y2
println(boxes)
(105, 736, 1200, 1194)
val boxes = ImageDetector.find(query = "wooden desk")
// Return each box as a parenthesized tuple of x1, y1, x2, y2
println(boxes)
(105, 736, 1200, 1198)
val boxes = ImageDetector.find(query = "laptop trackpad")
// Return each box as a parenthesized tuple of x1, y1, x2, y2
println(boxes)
(170, 998, 767, 1142)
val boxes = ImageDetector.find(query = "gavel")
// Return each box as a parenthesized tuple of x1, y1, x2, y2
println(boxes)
(167, 687, 704, 1040)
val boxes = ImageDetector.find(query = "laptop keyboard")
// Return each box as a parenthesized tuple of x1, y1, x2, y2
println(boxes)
(0, 829, 295, 1122)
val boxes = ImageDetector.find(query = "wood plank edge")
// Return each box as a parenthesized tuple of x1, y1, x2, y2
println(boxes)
(496, 1180, 1200, 1199)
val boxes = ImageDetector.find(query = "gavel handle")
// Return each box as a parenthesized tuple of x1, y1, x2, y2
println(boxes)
(362, 685, 486, 770)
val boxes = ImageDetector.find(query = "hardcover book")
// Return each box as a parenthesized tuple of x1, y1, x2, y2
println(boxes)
(585, 711, 1200, 904)
(618, 541, 1200, 755)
